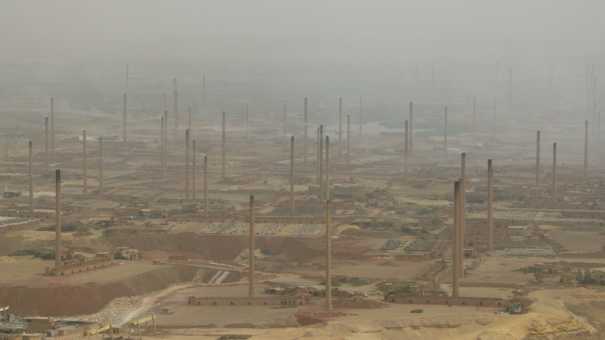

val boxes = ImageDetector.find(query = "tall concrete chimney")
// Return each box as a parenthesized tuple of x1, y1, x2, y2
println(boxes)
(325, 199, 333, 311)
(584, 120, 589, 177)
(359, 96, 363, 138)
(161, 116, 166, 179)
(204, 155, 209, 218)
(458, 152, 466, 277)
(55, 169, 62, 268)
(290, 136, 295, 216)
(404, 120, 409, 176)
(304, 97, 308, 165)
(325, 136, 330, 201)
(318, 125, 324, 198)
(552, 142, 557, 198)
(82, 130, 88, 193)
(472, 97, 477, 131)
(98, 137, 104, 192)
(173, 78, 179, 129)
(283, 104, 288, 135)
(452, 180, 461, 298)
(122, 92, 128, 143)
(536, 130, 541, 186)
(188, 106, 192, 131)
(185, 129, 190, 199)
(192, 140, 197, 200)
(163, 110, 169, 178)
(444, 106, 448, 156)
(44, 117, 49, 172)
(409, 101, 414, 152)
(487, 159, 494, 251)
(249, 195, 256, 298)
(245, 103, 249, 141)
(221, 112, 226, 180)
(338, 97, 343, 157)
(28, 141, 33, 217)
(346, 114, 351, 166)
(50, 97, 55, 157)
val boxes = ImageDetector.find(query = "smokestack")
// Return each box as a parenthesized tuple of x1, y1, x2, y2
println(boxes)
(404, 120, 409, 176)
(44, 117, 49, 172)
(98, 137, 104, 192)
(325, 135, 330, 201)
(459, 152, 466, 277)
(192, 140, 197, 200)
(163, 110, 168, 178)
(536, 130, 541, 186)
(452, 180, 461, 298)
(346, 114, 351, 166)
(221, 112, 226, 180)
(161, 116, 166, 179)
(28, 141, 33, 217)
(338, 97, 342, 156)
(249, 195, 256, 298)
(359, 96, 363, 139)
(487, 159, 494, 251)
(50, 97, 55, 157)
(245, 103, 249, 141)
(584, 120, 589, 177)
(444, 106, 448, 156)
(188, 106, 192, 131)
(204, 155, 209, 218)
(283, 104, 288, 135)
(409, 101, 414, 152)
(82, 130, 88, 193)
(318, 125, 324, 199)
(122, 92, 127, 143)
(472, 97, 477, 131)
(173, 78, 179, 129)
(304, 97, 308, 165)
(55, 169, 62, 268)
(552, 142, 557, 199)
(185, 129, 190, 199)
(325, 199, 332, 311)
(290, 136, 295, 216)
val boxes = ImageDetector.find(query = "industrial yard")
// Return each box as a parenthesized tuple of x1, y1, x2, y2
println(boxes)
(2, 1, 605, 339)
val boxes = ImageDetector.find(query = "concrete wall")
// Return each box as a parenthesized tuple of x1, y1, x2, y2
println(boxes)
(48, 259, 113, 276)
(187, 295, 309, 306)
(386, 295, 506, 308)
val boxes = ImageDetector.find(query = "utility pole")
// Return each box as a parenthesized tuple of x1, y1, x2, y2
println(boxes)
(552, 142, 557, 199)
(346, 114, 351, 167)
(173, 78, 179, 130)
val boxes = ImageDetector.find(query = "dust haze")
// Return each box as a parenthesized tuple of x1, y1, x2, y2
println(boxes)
(0, 1, 604, 340)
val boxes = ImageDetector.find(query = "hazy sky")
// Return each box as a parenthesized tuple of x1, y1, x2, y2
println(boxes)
(0, 1, 602, 116)
(1, 0, 603, 62)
